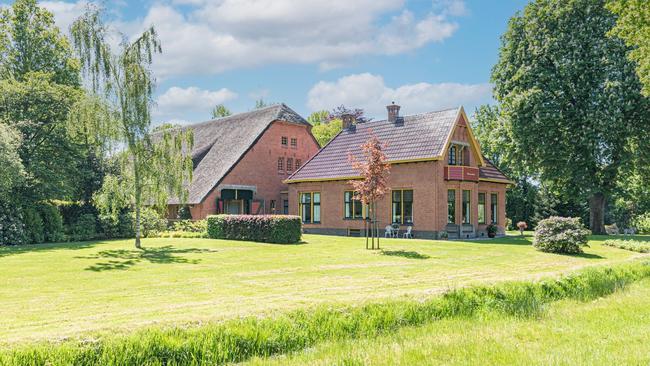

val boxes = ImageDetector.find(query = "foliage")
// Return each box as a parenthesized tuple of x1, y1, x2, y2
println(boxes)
(207, 215, 302, 244)
(211, 104, 231, 118)
(2, 262, 648, 365)
(328, 105, 371, 123)
(0, 200, 25, 245)
(157, 231, 207, 239)
(603, 239, 650, 253)
(306, 110, 329, 125)
(0, 123, 25, 199)
(135, 207, 167, 238)
(172, 219, 206, 233)
(492, 0, 650, 234)
(69, 213, 97, 242)
(533, 217, 591, 254)
(631, 212, 650, 234)
(38, 203, 65, 242)
(152, 122, 180, 132)
(23, 207, 44, 244)
(98, 210, 134, 239)
(607, 0, 650, 97)
(311, 118, 342, 147)
(254, 98, 267, 109)
(71, 7, 193, 248)
(486, 223, 498, 236)
(177, 205, 192, 220)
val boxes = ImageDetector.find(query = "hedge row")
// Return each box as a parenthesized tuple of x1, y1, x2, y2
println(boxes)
(207, 215, 302, 244)
(2, 262, 648, 365)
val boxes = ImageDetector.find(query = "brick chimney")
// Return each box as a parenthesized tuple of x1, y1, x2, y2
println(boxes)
(341, 113, 356, 130)
(387, 102, 400, 123)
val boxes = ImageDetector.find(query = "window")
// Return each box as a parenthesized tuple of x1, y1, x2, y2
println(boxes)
(270, 200, 276, 213)
(295, 159, 302, 169)
(300, 192, 320, 224)
(448, 146, 457, 165)
(277, 157, 284, 171)
(478, 193, 486, 224)
(344, 191, 365, 219)
(290, 138, 297, 147)
(491, 193, 498, 224)
(287, 158, 293, 172)
(462, 190, 471, 224)
(391, 189, 413, 224)
(281, 136, 288, 146)
(283, 199, 289, 214)
(447, 189, 456, 224)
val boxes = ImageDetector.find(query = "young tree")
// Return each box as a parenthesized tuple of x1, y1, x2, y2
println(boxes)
(211, 104, 231, 118)
(311, 118, 342, 147)
(607, 0, 650, 96)
(306, 110, 329, 125)
(0, 123, 25, 200)
(71, 7, 193, 248)
(254, 98, 267, 109)
(492, 0, 650, 233)
(349, 131, 390, 250)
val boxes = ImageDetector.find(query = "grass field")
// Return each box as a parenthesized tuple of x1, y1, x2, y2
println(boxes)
(246, 278, 650, 365)
(0, 233, 647, 346)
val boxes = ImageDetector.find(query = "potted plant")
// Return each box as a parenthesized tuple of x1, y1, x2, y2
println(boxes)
(517, 221, 528, 236)
(486, 223, 498, 238)
(438, 231, 448, 240)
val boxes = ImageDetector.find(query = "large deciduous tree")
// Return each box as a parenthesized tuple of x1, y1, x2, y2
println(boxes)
(492, 0, 650, 233)
(607, 0, 650, 97)
(71, 7, 193, 248)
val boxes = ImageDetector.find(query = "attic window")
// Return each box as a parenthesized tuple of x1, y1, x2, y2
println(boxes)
(291, 138, 297, 147)
(281, 136, 288, 146)
(448, 146, 457, 165)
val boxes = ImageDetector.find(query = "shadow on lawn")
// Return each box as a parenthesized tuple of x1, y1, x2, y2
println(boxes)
(79, 245, 217, 271)
(380, 250, 430, 260)
(0, 241, 101, 259)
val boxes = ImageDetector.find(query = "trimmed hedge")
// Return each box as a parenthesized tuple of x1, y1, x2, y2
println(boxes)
(533, 216, 591, 254)
(207, 215, 302, 244)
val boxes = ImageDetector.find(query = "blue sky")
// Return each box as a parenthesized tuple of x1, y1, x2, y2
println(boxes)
(14, 0, 529, 124)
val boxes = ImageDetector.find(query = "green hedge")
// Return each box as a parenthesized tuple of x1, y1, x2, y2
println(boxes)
(207, 215, 302, 244)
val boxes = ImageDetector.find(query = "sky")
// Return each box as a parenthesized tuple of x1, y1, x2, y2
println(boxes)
(4, 0, 530, 124)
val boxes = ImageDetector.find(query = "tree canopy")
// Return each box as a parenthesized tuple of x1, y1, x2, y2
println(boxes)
(211, 104, 231, 118)
(492, 0, 650, 233)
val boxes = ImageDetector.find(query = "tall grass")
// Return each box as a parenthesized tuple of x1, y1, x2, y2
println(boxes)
(2, 262, 649, 366)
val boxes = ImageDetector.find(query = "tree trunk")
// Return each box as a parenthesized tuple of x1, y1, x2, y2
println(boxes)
(374, 202, 379, 250)
(589, 192, 606, 235)
(134, 155, 142, 249)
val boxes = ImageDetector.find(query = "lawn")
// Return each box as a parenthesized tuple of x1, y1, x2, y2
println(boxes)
(0, 233, 647, 346)
(245, 278, 650, 365)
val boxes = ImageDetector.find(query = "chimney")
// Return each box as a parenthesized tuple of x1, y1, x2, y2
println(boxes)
(387, 102, 400, 123)
(341, 113, 356, 130)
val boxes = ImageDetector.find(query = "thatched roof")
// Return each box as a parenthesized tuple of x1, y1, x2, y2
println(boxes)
(167, 104, 309, 204)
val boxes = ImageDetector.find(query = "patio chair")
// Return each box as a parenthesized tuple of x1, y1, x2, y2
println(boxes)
(384, 225, 393, 238)
(403, 226, 413, 239)
(391, 223, 400, 238)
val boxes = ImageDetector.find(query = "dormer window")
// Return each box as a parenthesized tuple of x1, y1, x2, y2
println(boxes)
(448, 144, 469, 166)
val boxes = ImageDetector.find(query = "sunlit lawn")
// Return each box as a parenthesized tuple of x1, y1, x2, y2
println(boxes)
(0, 232, 647, 345)
(246, 278, 650, 366)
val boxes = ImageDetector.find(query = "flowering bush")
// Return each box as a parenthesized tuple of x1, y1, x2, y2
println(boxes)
(0, 201, 25, 245)
(632, 212, 650, 234)
(533, 217, 591, 254)
(207, 215, 302, 244)
(517, 221, 528, 236)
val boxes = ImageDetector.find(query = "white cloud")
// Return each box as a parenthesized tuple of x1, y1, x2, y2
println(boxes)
(307, 73, 492, 118)
(154, 86, 238, 121)
(40, 0, 87, 33)
(118, 0, 466, 78)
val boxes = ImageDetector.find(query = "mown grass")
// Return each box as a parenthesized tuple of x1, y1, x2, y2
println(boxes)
(1, 262, 648, 366)
(0, 233, 646, 345)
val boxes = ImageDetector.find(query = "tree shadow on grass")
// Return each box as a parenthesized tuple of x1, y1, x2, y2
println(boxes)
(79, 245, 217, 271)
(380, 250, 430, 260)
(0, 241, 102, 259)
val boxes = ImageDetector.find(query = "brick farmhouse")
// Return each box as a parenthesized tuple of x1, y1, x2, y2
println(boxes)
(166, 104, 320, 219)
(284, 104, 512, 239)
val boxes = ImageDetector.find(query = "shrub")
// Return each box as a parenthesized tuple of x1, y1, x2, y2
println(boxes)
(135, 208, 167, 238)
(533, 216, 591, 254)
(172, 219, 207, 233)
(207, 215, 302, 244)
(99, 211, 135, 239)
(603, 239, 650, 253)
(178, 205, 192, 220)
(517, 221, 528, 235)
(0, 201, 25, 245)
(69, 213, 98, 242)
(23, 207, 45, 244)
(632, 212, 650, 234)
(38, 203, 65, 243)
